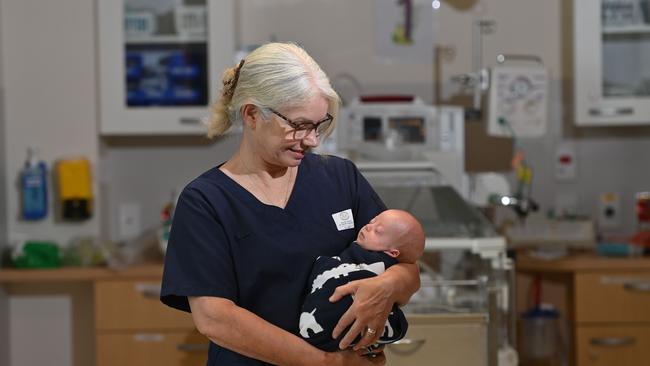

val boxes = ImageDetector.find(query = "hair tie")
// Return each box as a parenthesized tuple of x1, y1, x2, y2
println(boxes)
(224, 59, 245, 97)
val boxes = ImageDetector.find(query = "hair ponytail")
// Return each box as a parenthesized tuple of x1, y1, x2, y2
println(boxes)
(206, 61, 243, 138)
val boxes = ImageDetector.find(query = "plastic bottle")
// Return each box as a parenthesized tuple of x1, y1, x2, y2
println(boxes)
(21, 148, 48, 220)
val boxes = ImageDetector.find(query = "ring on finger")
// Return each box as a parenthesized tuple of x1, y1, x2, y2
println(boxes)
(365, 327, 376, 336)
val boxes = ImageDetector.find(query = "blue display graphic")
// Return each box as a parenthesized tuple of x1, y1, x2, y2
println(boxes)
(125, 44, 208, 106)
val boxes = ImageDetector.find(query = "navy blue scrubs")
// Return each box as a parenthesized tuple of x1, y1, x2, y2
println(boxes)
(161, 153, 386, 366)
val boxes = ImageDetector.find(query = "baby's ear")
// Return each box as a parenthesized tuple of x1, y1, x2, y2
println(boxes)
(385, 249, 400, 258)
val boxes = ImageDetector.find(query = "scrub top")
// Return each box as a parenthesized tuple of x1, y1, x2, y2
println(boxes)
(160, 153, 386, 366)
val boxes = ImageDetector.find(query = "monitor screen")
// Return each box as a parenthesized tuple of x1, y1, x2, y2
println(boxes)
(363, 117, 383, 141)
(388, 117, 426, 143)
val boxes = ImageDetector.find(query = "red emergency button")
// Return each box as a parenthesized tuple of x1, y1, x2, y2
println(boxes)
(558, 155, 572, 164)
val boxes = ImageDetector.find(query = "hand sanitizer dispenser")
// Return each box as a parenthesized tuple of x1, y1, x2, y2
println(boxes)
(21, 148, 48, 220)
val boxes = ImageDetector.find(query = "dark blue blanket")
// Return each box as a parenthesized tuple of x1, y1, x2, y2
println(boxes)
(298, 243, 408, 352)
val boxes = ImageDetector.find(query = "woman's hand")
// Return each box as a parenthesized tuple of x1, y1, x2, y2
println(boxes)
(330, 262, 420, 351)
(327, 349, 386, 366)
(329, 275, 394, 350)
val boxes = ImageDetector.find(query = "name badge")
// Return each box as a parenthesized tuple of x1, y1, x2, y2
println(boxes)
(332, 209, 354, 231)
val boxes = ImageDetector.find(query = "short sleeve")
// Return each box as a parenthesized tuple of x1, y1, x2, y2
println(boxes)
(160, 186, 238, 313)
(347, 160, 387, 229)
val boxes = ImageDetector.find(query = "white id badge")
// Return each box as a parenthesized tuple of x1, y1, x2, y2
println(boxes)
(332, 209, 354, 231)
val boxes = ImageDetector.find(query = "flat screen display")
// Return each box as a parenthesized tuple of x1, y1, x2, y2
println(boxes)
(363, 117, 383, 141)
(388, 117, 426, 143)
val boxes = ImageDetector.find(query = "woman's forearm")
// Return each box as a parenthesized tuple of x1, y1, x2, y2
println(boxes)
(382, 262, 420, 305)
(189, 297, 336, 366)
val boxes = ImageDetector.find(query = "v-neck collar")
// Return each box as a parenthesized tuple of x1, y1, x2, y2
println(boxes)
(215, 159, 305, 212)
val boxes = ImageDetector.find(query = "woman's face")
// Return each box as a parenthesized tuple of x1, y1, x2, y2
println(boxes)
(255, 95, 329, 167)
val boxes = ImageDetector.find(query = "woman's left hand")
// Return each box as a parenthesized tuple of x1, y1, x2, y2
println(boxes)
(330, 276, 395, 350)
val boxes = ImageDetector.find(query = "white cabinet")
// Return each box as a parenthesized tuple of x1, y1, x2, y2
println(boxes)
(97, 0, 234, 135)
(574, 0, 650, 126)
(385, 314, 487, 366)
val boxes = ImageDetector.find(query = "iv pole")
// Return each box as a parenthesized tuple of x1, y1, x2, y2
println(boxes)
(451, 19, 496, 119)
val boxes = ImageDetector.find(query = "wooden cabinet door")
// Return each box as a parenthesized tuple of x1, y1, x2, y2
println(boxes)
(385, 315, 487, 366)
(576, 326, 650, 366)
(95, 280, 195, 330)
(575, 273, 650, 323)
(97, 330, 209, 366)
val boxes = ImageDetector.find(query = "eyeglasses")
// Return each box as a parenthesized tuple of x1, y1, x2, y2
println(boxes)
(267, 108, 333, 140)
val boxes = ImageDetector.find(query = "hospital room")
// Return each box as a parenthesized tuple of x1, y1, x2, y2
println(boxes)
(1, 0, 649, 365)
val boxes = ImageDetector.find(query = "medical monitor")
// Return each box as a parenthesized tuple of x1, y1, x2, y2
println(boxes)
(337, 97, 462, 161)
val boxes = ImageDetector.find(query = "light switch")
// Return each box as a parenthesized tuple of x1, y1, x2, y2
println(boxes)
(118, 203, 141, 240)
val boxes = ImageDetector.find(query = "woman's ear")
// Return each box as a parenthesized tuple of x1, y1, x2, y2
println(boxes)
(241, 104, 260, 129)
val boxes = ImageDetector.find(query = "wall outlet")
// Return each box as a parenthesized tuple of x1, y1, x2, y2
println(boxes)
(598, 193, 621, 229)
(555, 193, 579, 217)
(118, 203, 141, 240)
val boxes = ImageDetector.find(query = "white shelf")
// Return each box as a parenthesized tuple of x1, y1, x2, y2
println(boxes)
(425, 236, 506, 261)
(603, 24, 650, 35)
(125, 35, 207, 44)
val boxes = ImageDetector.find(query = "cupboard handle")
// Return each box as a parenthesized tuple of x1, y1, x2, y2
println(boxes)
(134, 333, 164, 342)
(386, 338, 426, 355)
(135, 283, 161, 298)
(623, 282, 650, 292)
(588, 107, 634, 116)
(179, 117, 201, 125)
(590, 337, 636, 347)
(177, 343, 210, 352)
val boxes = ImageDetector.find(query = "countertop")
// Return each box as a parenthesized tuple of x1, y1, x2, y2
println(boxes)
(516, 254, 650, 273)
(0, 263, 164, 283)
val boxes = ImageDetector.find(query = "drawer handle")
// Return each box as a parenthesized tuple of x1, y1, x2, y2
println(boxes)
(588, 107, 634, 116)
(135, 283, 161, 298)
(177, 343, 210, 352)
(590, 337, 636, 347)
(623, 282, 650, 292)
(134, 333, 164, 342)
(386, 338, 427, 355)
(179, 117, 200, 125)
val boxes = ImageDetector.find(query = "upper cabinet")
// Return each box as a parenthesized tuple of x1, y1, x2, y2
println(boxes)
(574, 0, 650, 126)
(97, 0, 234, 135)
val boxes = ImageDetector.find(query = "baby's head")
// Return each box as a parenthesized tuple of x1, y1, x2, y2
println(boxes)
(355, 209, 425, 263)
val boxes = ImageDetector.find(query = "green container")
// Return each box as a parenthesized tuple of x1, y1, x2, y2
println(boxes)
(13, 241, 61, 268)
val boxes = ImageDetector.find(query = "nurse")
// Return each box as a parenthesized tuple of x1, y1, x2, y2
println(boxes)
(160, 42, 420, 366)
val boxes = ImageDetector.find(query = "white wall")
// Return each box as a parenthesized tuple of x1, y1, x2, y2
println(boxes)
(1, 0, 100, 247)
(99, 135, 241, 242)
(0, 0, 99, 365)
(0, 1, 9, 364)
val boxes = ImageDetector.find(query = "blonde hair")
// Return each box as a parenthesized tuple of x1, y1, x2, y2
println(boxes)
(207, 42, 340, 138)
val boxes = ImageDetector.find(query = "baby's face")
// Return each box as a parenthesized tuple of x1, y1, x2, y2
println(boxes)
(356, 213, 397, 251)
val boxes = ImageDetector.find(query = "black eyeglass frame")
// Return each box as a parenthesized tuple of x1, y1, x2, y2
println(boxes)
(267, 107, 333, 139)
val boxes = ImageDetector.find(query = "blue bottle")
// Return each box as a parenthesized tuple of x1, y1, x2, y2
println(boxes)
(21, 148, 48, 220)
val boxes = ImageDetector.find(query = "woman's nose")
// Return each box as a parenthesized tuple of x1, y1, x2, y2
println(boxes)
(301, 129, 319, 147)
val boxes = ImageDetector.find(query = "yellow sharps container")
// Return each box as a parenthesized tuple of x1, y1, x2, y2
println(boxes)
(56, 158, 93, 220)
